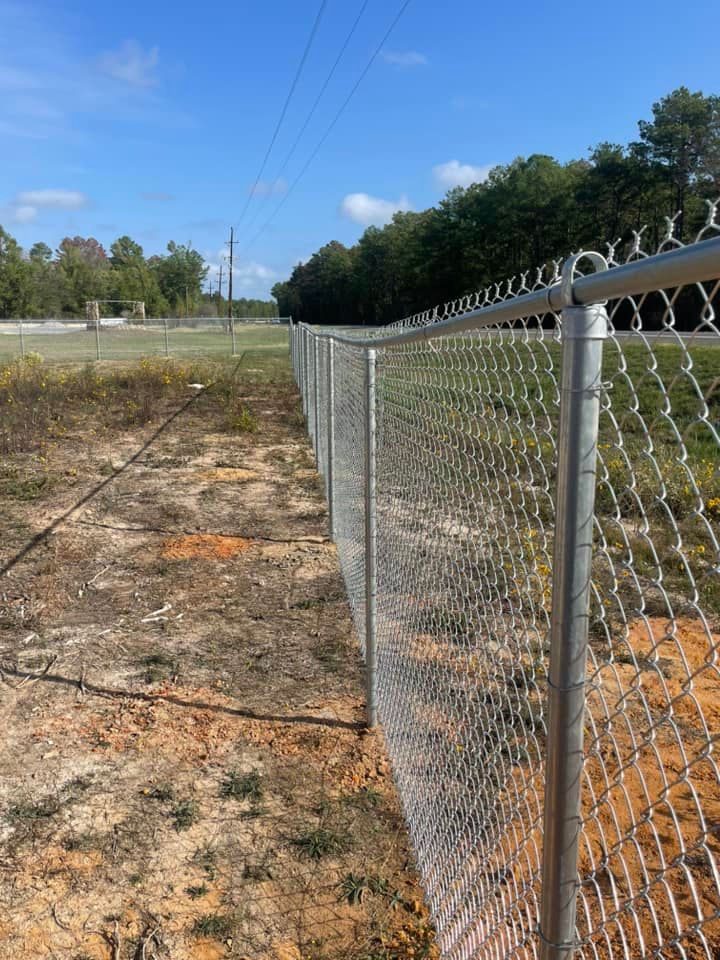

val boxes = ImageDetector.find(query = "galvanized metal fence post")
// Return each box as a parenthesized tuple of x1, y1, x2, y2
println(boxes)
(364, 346, 378, 728)
(18, 317, 25, 358)
(326, 338, 336, 539)
(95, 316, 101, 361)
(313, 336, 320, 465)
(230, 315, 237, 356)
(539, 254, 609, 960)
(164, 316, 170, 357)
(302, 328, 308, 417)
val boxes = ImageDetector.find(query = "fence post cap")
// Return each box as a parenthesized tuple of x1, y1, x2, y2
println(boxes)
(560, 251, 608, 307)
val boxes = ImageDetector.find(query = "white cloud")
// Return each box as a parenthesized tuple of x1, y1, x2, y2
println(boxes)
(207, 257, 276, 288)
(433, 160, 493, 190)
(15, 189, 87, 209)
(233, 261, 276, 285)
(380, 50, 428, 67)
(250, 178, 288, 197)
(98, 40, 159, 87)
(0, 8, 189, 145)
(12, 205, 38, 223)
(339, 192, 412, 227)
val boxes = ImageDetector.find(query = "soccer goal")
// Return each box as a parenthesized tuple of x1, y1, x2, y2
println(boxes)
(85, 300, 146, 329)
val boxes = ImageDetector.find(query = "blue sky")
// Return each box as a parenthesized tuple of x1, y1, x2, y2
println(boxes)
(1, 0, 718, 299)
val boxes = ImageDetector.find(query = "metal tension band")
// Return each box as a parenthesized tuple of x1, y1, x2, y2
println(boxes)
(537, 927, 582, 952)
(546, 676, 587, 694)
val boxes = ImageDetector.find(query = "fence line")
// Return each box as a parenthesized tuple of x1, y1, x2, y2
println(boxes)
(290, 211, 720, 960)
(0, 317, 291, 364)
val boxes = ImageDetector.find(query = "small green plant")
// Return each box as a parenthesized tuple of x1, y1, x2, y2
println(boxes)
(0, 466, 51, 501)
(192, 913, 235, 940)
(186, 883, 209, 899)
(8, 798, 60, 821)
(171, 799, 199, 832)
(221, 769, 262, 802)
(146, 782, 175, 802)
(293, 827, 346, 860)
(193, 845, 217, 881)
(339, 872, 370, 906)
(224, 400, 257, 433)
(339, 873, 391, 906)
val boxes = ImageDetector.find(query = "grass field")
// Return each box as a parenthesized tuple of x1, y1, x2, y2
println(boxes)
(0, 322, 289, 364)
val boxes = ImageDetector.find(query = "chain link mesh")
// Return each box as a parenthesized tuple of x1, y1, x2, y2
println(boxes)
(292, 203, 720, 959)
(332, 341, 368, 653)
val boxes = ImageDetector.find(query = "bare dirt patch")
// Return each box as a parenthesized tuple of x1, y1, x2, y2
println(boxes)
(195, 468, 259, 483)
(582, 615, 720, 958)
(161, 534, 255, 560)
(0, 358, 436, 960)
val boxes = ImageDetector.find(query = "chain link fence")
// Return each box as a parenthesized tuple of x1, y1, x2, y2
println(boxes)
(0, 317, 291, 363)
(290, 204, 720, 960)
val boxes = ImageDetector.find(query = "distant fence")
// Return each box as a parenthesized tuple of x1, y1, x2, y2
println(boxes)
(291, 209, 720, 960)
(0, 317, 291, 363)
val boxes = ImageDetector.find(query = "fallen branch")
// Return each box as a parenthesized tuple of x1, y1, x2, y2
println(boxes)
(51, 901, 71, 931)
(104, 920, 121, 960)
(141, 603, 173, 623)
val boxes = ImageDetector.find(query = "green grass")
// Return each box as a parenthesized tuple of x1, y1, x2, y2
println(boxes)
(191, 913, 236, 940)
(293, 826, 347, 860)
(220, 770, 263, 802)
(380, 335, 720, 620)
(0, 322, 288, 364)
(186, 882, 210, 899)
(170, 798, 200, 832)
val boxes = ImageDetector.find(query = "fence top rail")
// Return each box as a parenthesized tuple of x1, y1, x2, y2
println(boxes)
(297, 235, 720, 348)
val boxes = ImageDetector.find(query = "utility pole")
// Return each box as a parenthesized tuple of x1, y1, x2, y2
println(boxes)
(226, 227, 238, 322)
(218, 262, 223, 301)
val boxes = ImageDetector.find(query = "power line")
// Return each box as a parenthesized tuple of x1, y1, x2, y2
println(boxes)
(240, 0, 415, 257)
(235, 0, 329, 233)
(239, 0, 372, 240)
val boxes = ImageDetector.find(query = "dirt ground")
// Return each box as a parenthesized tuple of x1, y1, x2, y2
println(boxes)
(0, 362, 437, 960)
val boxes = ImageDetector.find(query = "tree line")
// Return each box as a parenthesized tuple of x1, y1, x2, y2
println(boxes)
(272, 87, 720, 327)
(0, 232, 278, 320)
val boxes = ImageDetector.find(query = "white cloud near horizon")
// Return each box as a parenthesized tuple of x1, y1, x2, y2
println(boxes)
(234, 261, 276, 284)
(339, 192, 412, 227)
(433, 160, 493, 190)
(97, 40, 159, 87)
(15, 188, 87, 209)
(380, 50, 428, 67)
(8, 188, 88, 224)
(12, 205, 38, 223)
(207, 256, 276, 286)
